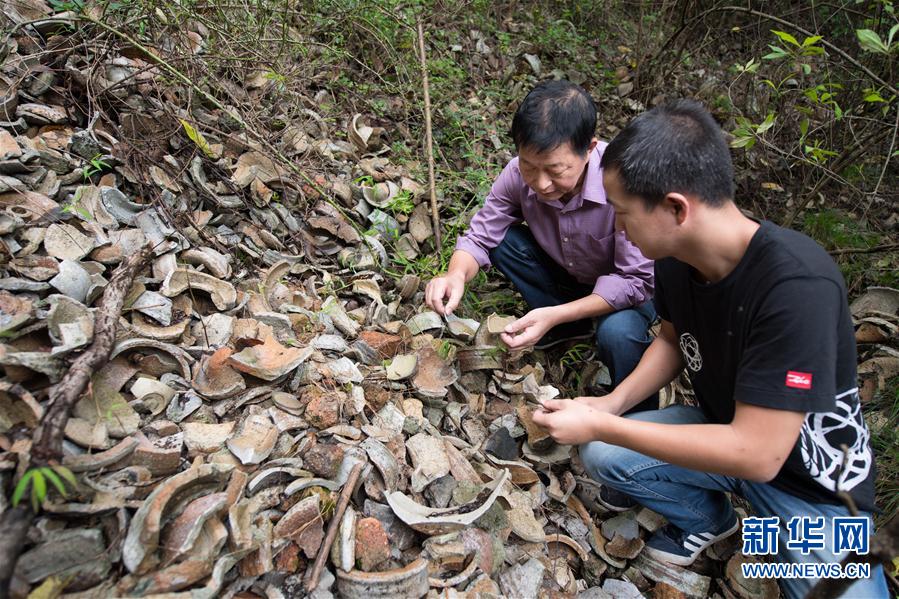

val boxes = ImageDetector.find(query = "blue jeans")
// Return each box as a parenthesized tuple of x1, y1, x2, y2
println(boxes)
(489, 225, 657, 411)
(580, 405, 889, 599)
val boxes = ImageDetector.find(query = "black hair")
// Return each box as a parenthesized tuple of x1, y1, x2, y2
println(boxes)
(600, 99, 735, 208)
(510, 80, 597, 156)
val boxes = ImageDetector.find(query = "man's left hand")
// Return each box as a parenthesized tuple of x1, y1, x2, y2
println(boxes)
(500, 306, 560, 349)
(532, 398, 604, 445)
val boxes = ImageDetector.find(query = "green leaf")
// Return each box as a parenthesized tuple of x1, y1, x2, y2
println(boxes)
(31, 470, 46, 511)
(802, 35, 823, 47)
(856, 29, 888, 53)
(888, 23, 899, 48)
(799, 118, 809, 138)
(772, 30, 800, 46)
(801, 63, 812, 75)
(53, 466, 78, 488)
(179, 119, 215, 158)
(762, 45, 788, 60)
(42, 468, 68, 498)
(730, 136, 755, 149)
(756, 113, 776, 134)
(863, 90, 886, 103)
(12, 470, 35, 507)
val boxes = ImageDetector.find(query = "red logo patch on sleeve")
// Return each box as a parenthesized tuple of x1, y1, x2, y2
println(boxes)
(786, 371, 812, 390)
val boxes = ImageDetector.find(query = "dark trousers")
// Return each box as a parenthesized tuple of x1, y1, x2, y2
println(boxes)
(489, 225, 658, 412)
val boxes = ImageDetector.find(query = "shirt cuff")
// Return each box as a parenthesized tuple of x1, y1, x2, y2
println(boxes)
(592, 275, 649, 311)
(454, 237, 492, 269)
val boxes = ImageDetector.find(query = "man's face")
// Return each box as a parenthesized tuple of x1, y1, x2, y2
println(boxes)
(518, 141, 594, 202)
(602, 168, 669, 260)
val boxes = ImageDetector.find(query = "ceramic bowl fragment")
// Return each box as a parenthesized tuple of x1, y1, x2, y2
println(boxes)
(336, 557, 429, 599)
(161, 268, 237, 311)
(385, 469, 510, 535)
(385, 353, 417, 381)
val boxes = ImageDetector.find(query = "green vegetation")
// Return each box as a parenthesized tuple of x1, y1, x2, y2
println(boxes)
(12, 466, 78, 513)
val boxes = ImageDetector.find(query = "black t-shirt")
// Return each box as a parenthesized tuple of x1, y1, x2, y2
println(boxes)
(653, 221, 876, 511)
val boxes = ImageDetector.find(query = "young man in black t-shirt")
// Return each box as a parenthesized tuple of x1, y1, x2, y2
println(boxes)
(532, 100, 887, 598)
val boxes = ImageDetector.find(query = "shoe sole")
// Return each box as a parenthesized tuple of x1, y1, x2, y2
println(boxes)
(643, 519, 740, 566)
(534, 333, 593, 350)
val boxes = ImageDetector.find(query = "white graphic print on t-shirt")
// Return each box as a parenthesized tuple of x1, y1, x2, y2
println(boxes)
(679, 332, 702, 372)
(798, 389, 872, 493)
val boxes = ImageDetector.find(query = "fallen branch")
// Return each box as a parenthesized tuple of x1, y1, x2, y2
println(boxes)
(0, 246, 151, 597)
(416, 18, 443, 252)
(31, 245, 153, 464)
(829, 242, 899, 256)
(304, 462, 364, 593)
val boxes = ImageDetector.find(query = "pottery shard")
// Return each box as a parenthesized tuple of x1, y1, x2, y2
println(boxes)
(192, 347, 246, 400)
(406, 432, 450, 493)
(305, 389, 342, 429)
(44, 222, 95, 260)
(160, 493, 228, 562)
(122, 463, 233, 574)
(0, 130, 21, 159)
(303, 442, 345, 479)
(161, 268, 237, 311)
(227, 413, 279, 465)
(408, 201, 433, 243)
(183, 421, 236, 454)
(227, 333, 312, 381)
(273, 494, 324, 558)
(499, 557, 545, 599)
(355, 517, 391, 572)
(633, 554, 710, 598)
(411, 345, 458, 398)
(357, 330, 404, 359)
(606, 533, 645, 560)
(516, 403, 553, 451)
(232, 151, 286, 187)
(16, 528, 110, 585)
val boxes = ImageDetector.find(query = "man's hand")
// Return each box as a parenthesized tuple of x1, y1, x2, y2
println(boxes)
(425, 272, 466, 315)
(532, 398, 605, 445)
(573, 394, 623, 415)
(500, 306, 560, 349)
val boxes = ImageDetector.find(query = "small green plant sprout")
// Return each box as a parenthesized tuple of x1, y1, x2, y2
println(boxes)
(386, 189, 415, 215)
(12, 465, 78, 512)
(82, 153, 110, 180)
(60, 187, 93, 221)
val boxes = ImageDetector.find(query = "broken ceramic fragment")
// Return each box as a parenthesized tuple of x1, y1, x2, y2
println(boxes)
(161, 268, 237, 310)
(386, 469, 510, 534)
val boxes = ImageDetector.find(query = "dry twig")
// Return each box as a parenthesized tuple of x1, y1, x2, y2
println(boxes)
(416, 19, 442, 252)
(304, 462, 364, 593)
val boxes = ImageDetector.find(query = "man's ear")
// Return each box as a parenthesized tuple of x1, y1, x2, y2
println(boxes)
(587, 138, 599, 154)
(664, 192, 690, 225)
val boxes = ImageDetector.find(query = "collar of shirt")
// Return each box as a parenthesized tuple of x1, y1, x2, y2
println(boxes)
(529, 142, 609, 213)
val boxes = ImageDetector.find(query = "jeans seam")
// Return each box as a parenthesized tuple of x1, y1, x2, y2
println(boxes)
(616, 459, 730, 529)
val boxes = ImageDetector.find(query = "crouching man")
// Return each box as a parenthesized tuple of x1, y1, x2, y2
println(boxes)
(533, 99, 888, 598)
(425, 80, 656, 410)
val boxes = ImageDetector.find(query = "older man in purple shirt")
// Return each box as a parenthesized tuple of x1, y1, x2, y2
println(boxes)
(426, 80, 657, 411)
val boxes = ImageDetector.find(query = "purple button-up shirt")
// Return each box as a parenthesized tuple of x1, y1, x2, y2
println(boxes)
(455, 143, 654, 310)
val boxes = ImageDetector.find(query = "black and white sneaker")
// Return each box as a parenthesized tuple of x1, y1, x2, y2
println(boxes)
(644, 514, 740, 566)
(596, 485, 638, 512)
